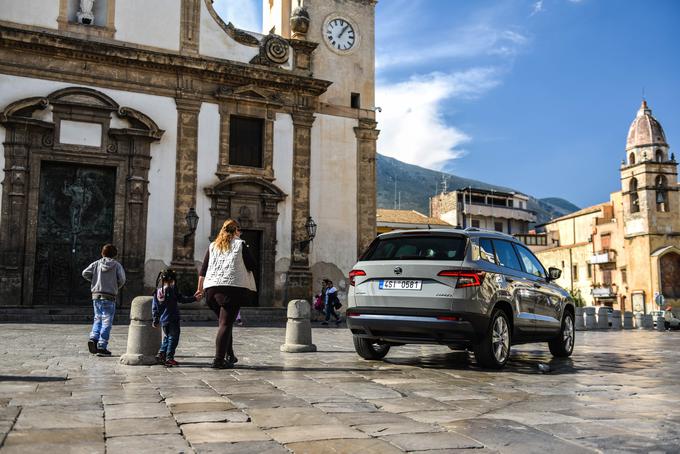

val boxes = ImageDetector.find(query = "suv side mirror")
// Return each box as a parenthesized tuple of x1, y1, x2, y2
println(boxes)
(548, 267, 561, 281)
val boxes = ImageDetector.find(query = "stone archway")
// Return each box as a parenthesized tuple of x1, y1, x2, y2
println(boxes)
(660, 252, 680, 299)
(0, 87, 163, 306)
(205, 176, 286, 307)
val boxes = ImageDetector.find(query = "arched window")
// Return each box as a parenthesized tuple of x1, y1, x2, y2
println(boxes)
(656, 149, 664, 162)
(629, 152, 636, 165)
(630, 177, 640, 213)
(660, 252, 680, 298)
(656, 175, 669, 212)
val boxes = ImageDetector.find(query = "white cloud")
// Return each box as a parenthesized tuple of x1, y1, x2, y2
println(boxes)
(376, 68, 501, 171)
(531, 0, 544, 16)
(212, 0, 260, 33)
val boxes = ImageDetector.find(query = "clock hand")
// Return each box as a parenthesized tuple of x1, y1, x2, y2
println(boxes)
(339, 24, 350, 38)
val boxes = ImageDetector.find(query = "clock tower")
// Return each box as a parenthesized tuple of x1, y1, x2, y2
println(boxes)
(263, 0, 376, 109)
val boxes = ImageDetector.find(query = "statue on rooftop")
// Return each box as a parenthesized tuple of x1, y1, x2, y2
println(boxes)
(77, 0, 95, 25)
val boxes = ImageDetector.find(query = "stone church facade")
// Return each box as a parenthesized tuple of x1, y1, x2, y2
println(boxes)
(535, 101, 680, 314)
(0, 0, 378, 309)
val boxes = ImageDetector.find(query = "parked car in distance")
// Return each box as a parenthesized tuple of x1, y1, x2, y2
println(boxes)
(346, 228, 576, 369)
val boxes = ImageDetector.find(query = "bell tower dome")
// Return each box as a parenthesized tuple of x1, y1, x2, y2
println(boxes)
(620, 100, 678, 236)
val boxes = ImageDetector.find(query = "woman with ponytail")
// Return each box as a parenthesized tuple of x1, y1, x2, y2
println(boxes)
(195, 219, 256, 369)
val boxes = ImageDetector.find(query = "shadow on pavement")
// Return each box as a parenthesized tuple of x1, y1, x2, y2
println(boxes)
(0, 375, 68, 382)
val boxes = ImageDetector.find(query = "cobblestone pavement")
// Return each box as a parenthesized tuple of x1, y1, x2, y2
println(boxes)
(1, 323, 679, 453)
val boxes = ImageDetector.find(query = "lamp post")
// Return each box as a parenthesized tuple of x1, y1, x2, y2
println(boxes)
(298, 216, 317, 252)
(183, 207, 199, 246)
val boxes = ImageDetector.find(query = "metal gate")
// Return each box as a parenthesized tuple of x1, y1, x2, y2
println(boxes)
(33, 162, 116, 305)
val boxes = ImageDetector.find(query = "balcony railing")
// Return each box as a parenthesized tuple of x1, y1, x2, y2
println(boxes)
(589, 250, 616, 265)
(592, 286, 616, 298)
(462, 204, 536, 222)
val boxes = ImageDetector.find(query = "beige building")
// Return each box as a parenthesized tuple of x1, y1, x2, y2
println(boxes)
(534, 101, 680, 313)
(430, 187, 535, 234)
(377, 209, 451, 234)
(0, 0, 379, 310)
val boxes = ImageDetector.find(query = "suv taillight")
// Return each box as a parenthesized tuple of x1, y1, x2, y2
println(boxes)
(349, 269, 366, 286)
(437, 270, 485, 288)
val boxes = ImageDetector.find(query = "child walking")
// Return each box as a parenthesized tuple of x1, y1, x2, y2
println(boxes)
(82, 244, 126, 356)
(152, 269, 196, 366)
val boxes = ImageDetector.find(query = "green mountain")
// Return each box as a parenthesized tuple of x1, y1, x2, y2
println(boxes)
(376, 154, 579, 226)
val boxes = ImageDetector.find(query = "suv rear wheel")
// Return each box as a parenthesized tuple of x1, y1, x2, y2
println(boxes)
(353, 336, 390, 360)
(473, 309, 511, 369)
(549, 312, 575, 357)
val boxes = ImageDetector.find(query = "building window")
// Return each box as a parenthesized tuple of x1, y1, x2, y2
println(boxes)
(351, 92, 361, 109)
(587, 264, 592, 278)
(229, 116, 264, 168)
(629, 152, 636, 165)
(629, 177, 640, 213)
(602, 269, 612, 285)
(471, 219, 480, 228)
(494, 222, 503, 232)
(656, 175, 669, 212)
(600, 233, 611, 251)
(572, 264, 579, 281)
(656, 149, 664, 162)
(621, 268, 627, 284)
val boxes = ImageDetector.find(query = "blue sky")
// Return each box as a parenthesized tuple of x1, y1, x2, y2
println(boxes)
(216, 0, 680, 208)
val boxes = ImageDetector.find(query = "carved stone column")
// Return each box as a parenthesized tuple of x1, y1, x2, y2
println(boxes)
(354, 118, 380, 256)
(171, 97, 201, 276)
(180, 0, 201, 56)
(287, 110, 315, 301)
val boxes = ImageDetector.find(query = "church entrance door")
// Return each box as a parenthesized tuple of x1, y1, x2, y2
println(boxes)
(33, 162, 116, 306)
(240, 229, 262, 306)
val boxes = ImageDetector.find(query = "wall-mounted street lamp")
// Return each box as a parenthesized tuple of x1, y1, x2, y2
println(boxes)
(183, 207, 199, 246)
(298, 216, 317, 252)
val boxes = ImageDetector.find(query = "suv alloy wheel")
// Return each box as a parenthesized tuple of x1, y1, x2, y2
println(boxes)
(549, 312, 575, 357)
(353, 336, 391, 360)
(473, 309, 511, 369)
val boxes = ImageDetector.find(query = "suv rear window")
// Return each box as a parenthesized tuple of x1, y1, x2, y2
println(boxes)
(362, 235, 467, 261)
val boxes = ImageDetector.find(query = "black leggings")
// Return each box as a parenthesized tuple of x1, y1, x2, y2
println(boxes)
(206, 286, 248, 360)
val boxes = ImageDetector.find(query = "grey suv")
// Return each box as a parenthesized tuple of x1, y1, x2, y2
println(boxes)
(346, 228, 575, 369)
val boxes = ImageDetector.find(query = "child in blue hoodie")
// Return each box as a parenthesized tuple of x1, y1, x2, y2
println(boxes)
(152, 269, 196, 366)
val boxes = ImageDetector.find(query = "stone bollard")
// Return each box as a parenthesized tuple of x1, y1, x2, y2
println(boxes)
(575, 307, 585, 331)
(611, 310, 622, 330)
(642, 314, 654, 330)
(623, 311, 634, 329)
(584, 307, 597, 330)
(596, 307, 609, 330)
(120, 296, 161, 365)
(280, 299, 317, 353)
(635, 312, 643, 329)
(656, 316, 666, 332)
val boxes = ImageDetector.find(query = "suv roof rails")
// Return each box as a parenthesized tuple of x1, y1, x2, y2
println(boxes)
(464, 227, 518, 241)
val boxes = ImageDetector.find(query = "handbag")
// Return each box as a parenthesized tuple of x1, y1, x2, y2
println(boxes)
(313, 295, 323, 311)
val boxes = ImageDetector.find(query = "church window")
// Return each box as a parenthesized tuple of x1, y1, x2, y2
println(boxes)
(494, 222, 503, 232)
(629, 178, 640, 213)
(229, 116, 264, 168)
(351, 93, 361, 109)
(655, 175, 669, 212)
(629, 152, 636, 165)
(655, 149, 664, 162)
(572, 264, 579, 281)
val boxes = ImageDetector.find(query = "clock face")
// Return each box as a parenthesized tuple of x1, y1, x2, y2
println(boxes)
(325, 18, 356, 51)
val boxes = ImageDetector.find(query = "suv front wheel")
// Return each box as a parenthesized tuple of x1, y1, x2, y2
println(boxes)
(473, 309, 511, 369)
(548, 312, 575, 357)
(353, 336, 391, 360)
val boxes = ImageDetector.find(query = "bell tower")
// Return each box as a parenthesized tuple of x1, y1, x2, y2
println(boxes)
(620, 100, 679, 237)
(263, 0, 376, 109)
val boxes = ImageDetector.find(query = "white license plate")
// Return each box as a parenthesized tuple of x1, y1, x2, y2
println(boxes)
(379, 280, 422, 290)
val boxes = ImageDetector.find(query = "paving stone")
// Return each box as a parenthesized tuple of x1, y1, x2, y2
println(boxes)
(355, 420, 443, 436)
(382, 431, 483, 451)
(13, 407, 102, 430)
(181, 422, 271, 444)
(368, 397, 452, 413)
(102, 392, 163, 405)
(313, 401, 379, 413)
(444, 418, 597, 453)
(166, 396, 236, 413)
(194, 440, 290, 454)
(330, 411, 413, 427)
(104, 402, 171, 420)
(402, 409, 481, 423)
(248, 406, 336, 429)
(266, 424, 369, 444)
(0, 406, 20, 421)
(286, 438, 404, 454)
(174, 410, 250, 425)
(105, 417, 179, 438)
(228, 393, 309, 409)
(105, 433, 191, 454)
(1, 427, 104, 454)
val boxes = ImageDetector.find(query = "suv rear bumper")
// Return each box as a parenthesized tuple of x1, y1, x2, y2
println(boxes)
(346, 310, 485, 346)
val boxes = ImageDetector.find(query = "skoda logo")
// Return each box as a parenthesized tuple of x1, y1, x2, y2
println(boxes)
(393, 266, 403, 275)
